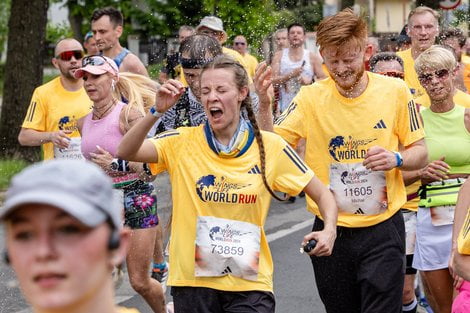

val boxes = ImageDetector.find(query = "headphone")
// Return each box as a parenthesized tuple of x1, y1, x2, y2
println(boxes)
(3, 251, 9, 264)
(108, 229, 120, 250)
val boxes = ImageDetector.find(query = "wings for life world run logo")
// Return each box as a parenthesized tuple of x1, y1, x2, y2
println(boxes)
(209, 225, 252, 242)
(58, 116, 78, 132)
(196, 175, 257, 204)
(328, 135, 377, 162)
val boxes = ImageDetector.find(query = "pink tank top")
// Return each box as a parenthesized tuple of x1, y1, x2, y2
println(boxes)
(81, 101, 125, 160)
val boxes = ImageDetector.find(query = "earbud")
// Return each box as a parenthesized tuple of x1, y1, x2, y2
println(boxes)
(108, 230, 120, 250)
(3, 251, 10, 264)
(111, 80, 116, 91)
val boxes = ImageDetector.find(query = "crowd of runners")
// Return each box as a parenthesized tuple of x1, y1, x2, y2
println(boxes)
(1, 4, 470, 313)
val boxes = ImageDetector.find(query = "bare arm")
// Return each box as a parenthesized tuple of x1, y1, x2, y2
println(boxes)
(254, 62, 275, 131)
(310, 52, 326, 80)
(18, 127, 71, 149)
(301, 176, 338, 257)
(363, 139, 428, 172)
(117, 80, 185, 163)
(121, 54, 149, 77)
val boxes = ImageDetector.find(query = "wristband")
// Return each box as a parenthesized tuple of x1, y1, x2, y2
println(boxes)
(150, 107, 164, 118)
(393, 151, 403, 167)
(143, 163, 153, 176)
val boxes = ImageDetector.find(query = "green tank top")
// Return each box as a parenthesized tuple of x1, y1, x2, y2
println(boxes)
(421, 105, 470, 174)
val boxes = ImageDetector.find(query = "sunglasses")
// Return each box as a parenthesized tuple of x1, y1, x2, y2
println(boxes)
(418, 69, 450, 84)
(377, 71, 404, 80)
(82, 55, 110, 67)
(234, 42, 246, 46)
(56, 50, 84, 61)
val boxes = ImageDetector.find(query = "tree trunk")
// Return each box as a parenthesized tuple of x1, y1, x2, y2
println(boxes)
(0, 0, 48, 161)
(67, 0, 83, 42)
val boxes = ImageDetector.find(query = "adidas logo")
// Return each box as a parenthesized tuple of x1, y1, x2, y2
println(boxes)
(221, 266, 232, 275)
(373, 120, 387, 129)
(248, 165, 261, 174)
(355, 208, 365, 215)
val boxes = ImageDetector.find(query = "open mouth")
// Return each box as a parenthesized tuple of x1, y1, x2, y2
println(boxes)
(209, 107, 223, 119)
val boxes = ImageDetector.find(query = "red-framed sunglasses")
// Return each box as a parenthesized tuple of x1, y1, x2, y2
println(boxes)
(56, 50, 84, 61)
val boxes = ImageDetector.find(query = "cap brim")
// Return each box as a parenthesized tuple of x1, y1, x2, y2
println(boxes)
(74, 66, 108, 79)
(1, 189, 107, 227)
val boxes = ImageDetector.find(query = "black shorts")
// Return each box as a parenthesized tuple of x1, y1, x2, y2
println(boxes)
(406, 254, 417, 275)
(310, 211, 405, 313)
(171, 286, 275, 313)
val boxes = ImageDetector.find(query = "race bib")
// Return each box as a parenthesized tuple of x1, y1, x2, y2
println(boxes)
(330, 162, 388, 215)
(195, 216, 260, 281)
(54, 137, 84, 160)
(403, 211, 417, 255)
(430, 205, 455, 226)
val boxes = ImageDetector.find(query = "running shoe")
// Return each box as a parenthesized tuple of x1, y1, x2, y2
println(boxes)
(151, 263, 169, 293)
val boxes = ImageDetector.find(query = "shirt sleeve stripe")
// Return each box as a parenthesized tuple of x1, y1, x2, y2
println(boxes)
(283, 146, 307, 173)
(27, 101, 37, 122)
(408, 100, 420, 132)
(274, 102, 297, 125)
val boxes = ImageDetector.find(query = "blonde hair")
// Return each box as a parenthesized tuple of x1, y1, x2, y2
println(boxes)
(414, 45, 456, 74)
(316, 8, 367, 51)
(113, 72, 159, 128)
(408, 6, 440, 26)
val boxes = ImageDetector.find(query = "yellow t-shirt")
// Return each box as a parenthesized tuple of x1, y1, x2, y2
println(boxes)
(463, 62, 470, 93)
(397, 49, 426, 99)
(458, 206, 470, 255)
(274, 72, 425, 227)
(149, 125, 314, 292)
(21, 77, 92, 160)
(243, 53, 259, 78)
(415, 89, 470, 108)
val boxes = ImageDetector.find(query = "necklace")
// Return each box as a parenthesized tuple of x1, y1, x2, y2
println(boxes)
(93, 99, 116, 119)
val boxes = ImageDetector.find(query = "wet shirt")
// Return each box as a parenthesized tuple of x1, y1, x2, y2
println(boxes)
(274, 72, 424, 227)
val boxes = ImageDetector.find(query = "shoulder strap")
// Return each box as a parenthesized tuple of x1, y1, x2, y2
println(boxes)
(114, 48, 130, 68)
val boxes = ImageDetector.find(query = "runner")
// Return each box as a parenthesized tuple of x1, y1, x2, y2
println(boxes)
(74, 56, 165, 313)
(158, 26, 194, 84)
(18, 38, 91, 160)
(233, 35, 259, 79)
(451, 180, 470, 313)
(271, 23, 326, 114)
(1, 159, 138, 313)
(439, 27, 468, 93)
(91, 7, 148, 76)
(370, 51, 420, 313)
(412, 45, 470, 313)
(397, 6, 439, 98)
(117, 55, 338, 312)
(83, 31, 100, 56)
(255, 8, 427, 313)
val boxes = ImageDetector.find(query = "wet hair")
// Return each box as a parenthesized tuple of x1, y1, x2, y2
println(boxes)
(408, 6, 440, 27)
(439, 28, 466, 48)
(113, 73, 159, 128)
(316, 8, 367, 52)
(275, 28, 287, 36)
(91, 7, 124, 27)
(415, 45, 457, 74)
(201, 55, 286, 201)
(287, 23, 305, 34)
(369, 52, 404, 72)
(179, 34, 222, 60)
